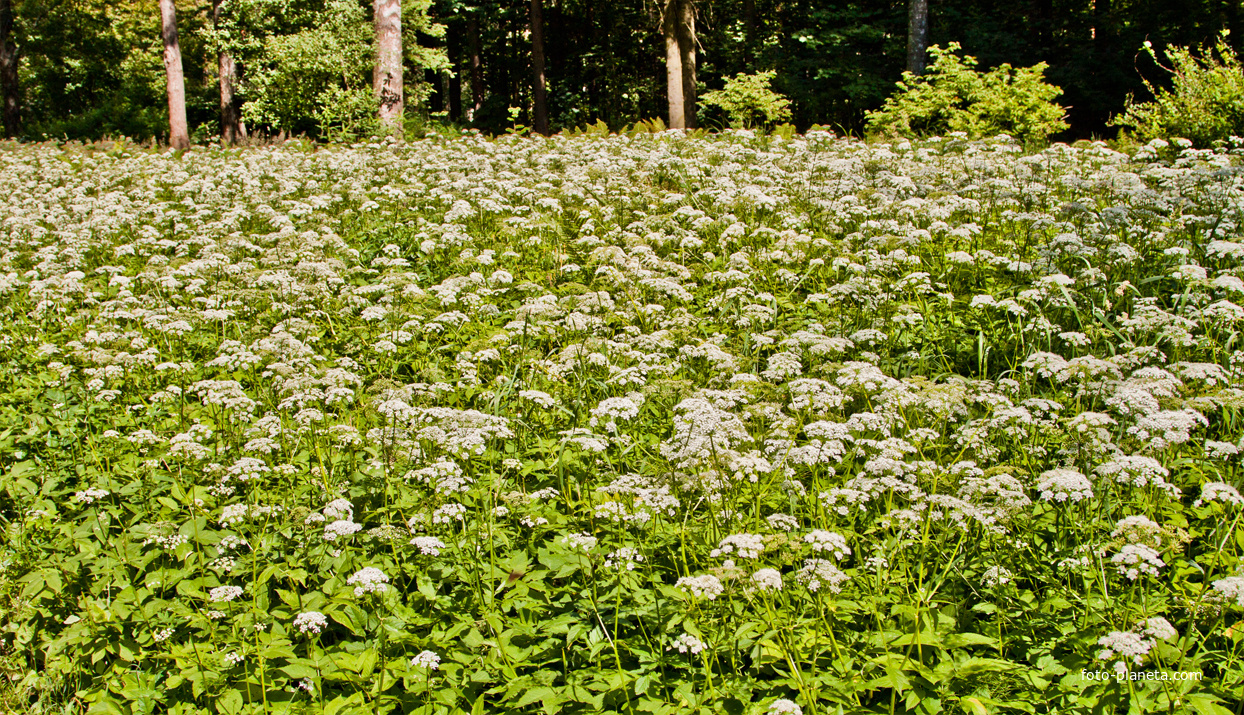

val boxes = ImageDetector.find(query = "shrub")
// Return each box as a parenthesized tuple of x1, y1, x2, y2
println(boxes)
(1112, 34, 1244, 148)
(240, 0, 376, 137)
(699, 71, 793, 129)
(865, 43, 1068, 145)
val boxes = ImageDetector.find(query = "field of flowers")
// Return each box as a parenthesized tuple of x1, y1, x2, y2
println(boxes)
(0, 130, 1242, 715)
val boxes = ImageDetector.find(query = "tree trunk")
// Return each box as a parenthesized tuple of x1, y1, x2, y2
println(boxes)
(160, 0, 190, 149)
(663, 0, 685, 129)
(467, 15, 483, 122)
(906, 0, 929, 74)
(219, 54, 247, 142)
(0, 0, 19, 138)
(213, 1, 245, 144)
(374, 0, 403, 133)
(677, 0, 696, 129)
(531, 0, 548, 134)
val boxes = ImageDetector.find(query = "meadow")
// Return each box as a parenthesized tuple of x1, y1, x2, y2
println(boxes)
(0, 130, 1241, 715)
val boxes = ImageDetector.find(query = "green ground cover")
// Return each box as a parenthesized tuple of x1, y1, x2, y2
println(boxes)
(0, 131, 1241, 714)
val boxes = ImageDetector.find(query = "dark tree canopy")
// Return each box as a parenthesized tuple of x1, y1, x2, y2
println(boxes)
(1, 0, 1239, 141)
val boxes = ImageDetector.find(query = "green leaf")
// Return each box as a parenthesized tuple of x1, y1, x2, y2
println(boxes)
(945, 633, 996, 649)
(890, 630, 943, 648)
(216, 690, 244, 715)
(280, 662, 320, 680)
(86, 698, 126, 715)
(322, 693, 367, 715)
(513, 686, 557, 709)
(357, 649, 379, 678)
(1186, 695, 1235, 715)
(952, 658, 1019, 677)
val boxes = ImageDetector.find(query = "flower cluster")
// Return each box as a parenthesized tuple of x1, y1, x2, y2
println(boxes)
(410, 650, 441, 670)
(10, 131, 1244, 712)
(711, 533, 766, 559)
(293, 611, 328, 635)
(209, 586, 243, 603)
(676, 575, 725, 600)
(347, 568, 390, 597)
(1036, 469, 1094, 503)
(669, 633, 707, 655)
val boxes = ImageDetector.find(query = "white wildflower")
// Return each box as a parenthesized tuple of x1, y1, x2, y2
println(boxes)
(676, 574, 725, 600)
(1111, 544, 1164, 580)
(410, 650, 440, 670)
(209, 586, 243, 602)
(803, 530, 851, 560)
(1194, 482, 1244, 508)
(768, 699, 803, 715)
(750, 568, 783, 593)
(1036, 468, 1094, 503)
(347, 567, 390, 597)
(293, 611, 328, 635)
(669, 633, 706, 655)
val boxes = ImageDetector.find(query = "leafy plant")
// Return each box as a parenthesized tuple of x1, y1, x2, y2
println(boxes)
(865, 43, 1068, 145)
(2, 132, 1243, 715)
(1112, 33, 1244, 148)
(699, 71, 793, 130)
(213, 0, 446, 140)
(238, 0, 376, 137)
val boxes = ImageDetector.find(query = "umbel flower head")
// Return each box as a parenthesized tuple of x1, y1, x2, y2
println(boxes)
(769, 699, 803, 715)
(676, 574, 724, 600)
(668, 633, 706, 654)
(1036, 468, 1093, 503)
(1098, 630, 1153, 673)
(1111, 544, 1164, 580)
(209, 586, 243, 602)
(410, 650, 440, 670)
(346, 567, 390, 597)
(750, 568, 783, 593)
(293, 611, 327, 634)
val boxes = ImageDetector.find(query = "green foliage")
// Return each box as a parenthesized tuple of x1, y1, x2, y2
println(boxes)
(4, 0, 1238, 142)
(207, 0, 447, 140)
(3, 133, 1244, 715)
(699, 71, 793, 129)
(15, 0, 213, 141)
(236, 0, 376, 138)
(1112, 34, 1244, 148)
(865, 43, 1068, 144)
(742, 2, 904, 133)
(626, 116, 666, 134)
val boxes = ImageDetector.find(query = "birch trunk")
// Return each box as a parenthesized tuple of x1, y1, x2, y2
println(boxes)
(663, 0, 685, 129)
(160, 0, 190, 149)
(906, 0, 929, 74)
(374, 0, 403, 133)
